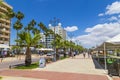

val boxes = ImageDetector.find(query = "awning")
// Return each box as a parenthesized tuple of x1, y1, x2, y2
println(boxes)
(37, 48, 53, 51)
(0, 44, 10, 48)
(106, 34, 120, 44)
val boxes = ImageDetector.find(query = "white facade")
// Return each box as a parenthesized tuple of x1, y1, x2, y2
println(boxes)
(40, 33, 54, 48)
(49, 23, 66, 40)
(0, 2, 12, 45)
(40, 23, 67, 48)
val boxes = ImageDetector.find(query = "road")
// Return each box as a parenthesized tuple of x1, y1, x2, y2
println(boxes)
(0, 56, 40, 69)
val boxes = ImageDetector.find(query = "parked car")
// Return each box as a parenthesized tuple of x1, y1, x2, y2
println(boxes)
(47, 52, 53, 56)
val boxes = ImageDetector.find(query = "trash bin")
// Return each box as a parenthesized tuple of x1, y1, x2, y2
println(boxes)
(39, 57, 46, 68)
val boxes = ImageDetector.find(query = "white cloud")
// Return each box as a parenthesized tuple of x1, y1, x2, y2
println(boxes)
(118, 15, 120, 18)
(64, 26, 78, 32)
(98, 1, 120, 16)
(70, 1, 120, 48)
(108, 16, 118, 21)
(74, 22, 120, 48)
(105, 1, 120, 15)
(98, 13, 104, 16)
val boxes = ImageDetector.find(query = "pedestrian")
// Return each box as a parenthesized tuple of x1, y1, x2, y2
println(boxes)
(83, 52, 86, 58)
(1, 50, 4, 62)
(72, 51, 74, 58)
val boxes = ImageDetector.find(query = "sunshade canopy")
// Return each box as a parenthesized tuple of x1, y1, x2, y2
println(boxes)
(37, 48, 53, 51)
(95, 34, 120, 50)
(0, 44, 10, 48)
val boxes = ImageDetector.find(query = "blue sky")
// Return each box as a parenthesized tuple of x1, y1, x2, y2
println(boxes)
(5, 0, 120, 48)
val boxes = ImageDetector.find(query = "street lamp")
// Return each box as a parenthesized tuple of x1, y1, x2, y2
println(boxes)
(50, 17, 59, 61)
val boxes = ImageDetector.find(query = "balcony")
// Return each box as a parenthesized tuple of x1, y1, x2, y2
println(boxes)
(0, 24, 10, 29)
(0, 18, 10, 24)
(0, 35, 9, 38)
(0, 40, 9, 44)
(0, 6, 8, 12)
(0, 29, 10, 34)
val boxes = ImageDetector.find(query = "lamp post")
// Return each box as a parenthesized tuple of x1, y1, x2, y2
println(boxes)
(50, 17, 59, 61)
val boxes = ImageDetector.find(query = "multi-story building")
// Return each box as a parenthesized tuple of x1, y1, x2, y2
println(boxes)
(49, 23, 67, 40)
(0, 2, 12, 45)
(40, 33, 54, 48)
(39, 23, 67, 48)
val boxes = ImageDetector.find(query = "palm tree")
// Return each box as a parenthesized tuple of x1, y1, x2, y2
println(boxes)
(24, 19, 36, 32)
(38, 22, 49, 48)
(51, 34, 62, 60)
(60, 40, 70, 57)
(38, 22, 48, 32)
(32, 28, 40, 34)
(13, 20, 23, 40)
(13, 11, 24, 43)
(15, 11, 24, 20)
(16, 30, 41, 66)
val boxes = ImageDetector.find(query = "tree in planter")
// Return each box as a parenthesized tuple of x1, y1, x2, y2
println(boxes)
(16, 30, 41, 66)
(51, 34, 62, 60)
(75, 45, 84, 54)
(60, 40, 70, 58)
(13, 12, 41, 66)
(16, 18, 41, 66)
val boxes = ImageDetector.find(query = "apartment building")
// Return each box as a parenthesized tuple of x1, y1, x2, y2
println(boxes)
(0, 2, 12, 45)
(40, 33, 54, 48)
(49, 23, 67, 40)
(40, 23, 67, 48)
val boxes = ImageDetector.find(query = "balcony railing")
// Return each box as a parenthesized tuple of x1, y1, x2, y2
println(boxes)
(0, 6, 7, 12)
(0, 18, 10, 24)
(0, 35, 9, 38)
(0, 29, 10, 34)
(0, 24, 10, 29)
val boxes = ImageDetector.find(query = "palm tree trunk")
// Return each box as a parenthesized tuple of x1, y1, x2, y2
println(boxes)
(63, 47, 66, 58)
(16, 30, 19, 58)
(25, 46, 31, 66)
(17, 30, 18, 44)
(56, 48, 59, 60)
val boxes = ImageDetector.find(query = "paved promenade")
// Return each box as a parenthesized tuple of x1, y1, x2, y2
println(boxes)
(34, 54, 106, 75)
(0, 54, 117, 80)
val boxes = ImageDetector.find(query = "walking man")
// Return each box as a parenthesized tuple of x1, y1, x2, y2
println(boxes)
(83, 52, 86, 58)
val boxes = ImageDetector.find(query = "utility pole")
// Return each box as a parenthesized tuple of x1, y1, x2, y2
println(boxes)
(50, 17, 59, 61)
